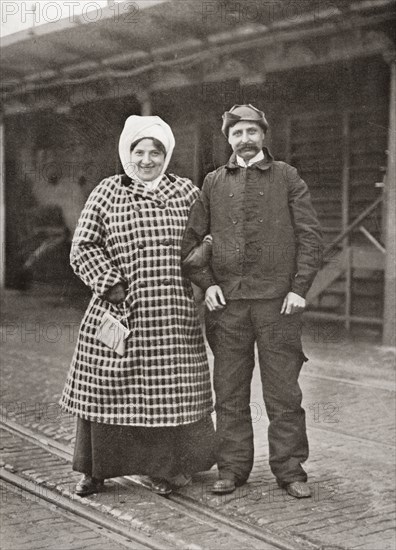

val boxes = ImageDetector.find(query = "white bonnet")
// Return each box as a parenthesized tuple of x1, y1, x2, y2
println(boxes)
(118, 115, 175, 180)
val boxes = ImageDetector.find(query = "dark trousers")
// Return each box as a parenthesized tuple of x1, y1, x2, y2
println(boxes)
(205, 298, 309, 485)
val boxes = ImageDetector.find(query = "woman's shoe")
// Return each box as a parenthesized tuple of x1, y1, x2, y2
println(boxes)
(75, 475, 104, 497)
(168, 474, 192, 488)
(147, 477, 172, 496)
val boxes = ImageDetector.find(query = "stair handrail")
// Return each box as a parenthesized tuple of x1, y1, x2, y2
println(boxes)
(323, 193, 384, 258)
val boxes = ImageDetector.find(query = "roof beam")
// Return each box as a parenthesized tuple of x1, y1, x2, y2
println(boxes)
(2, 10, 395, 108)
(45, 36, 112, 64)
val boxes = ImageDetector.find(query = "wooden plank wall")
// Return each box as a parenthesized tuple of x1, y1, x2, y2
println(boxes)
(287, 107, 388, 323)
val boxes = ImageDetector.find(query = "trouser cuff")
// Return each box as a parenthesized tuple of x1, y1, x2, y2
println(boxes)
(219, 471, 248, 486)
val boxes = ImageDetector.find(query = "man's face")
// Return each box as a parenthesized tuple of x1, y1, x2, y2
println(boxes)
(228, 121, 265, 161)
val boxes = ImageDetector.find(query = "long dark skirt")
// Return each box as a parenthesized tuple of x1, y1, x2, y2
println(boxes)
(73, 414, 217, 480)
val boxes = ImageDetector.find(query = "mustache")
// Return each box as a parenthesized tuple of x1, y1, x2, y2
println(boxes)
(237, 144, 260, 151)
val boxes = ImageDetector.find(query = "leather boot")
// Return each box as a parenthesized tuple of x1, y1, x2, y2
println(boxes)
(75, 474, 104, 497)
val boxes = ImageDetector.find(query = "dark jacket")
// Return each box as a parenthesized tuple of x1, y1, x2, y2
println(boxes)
(181, 148, 323, 299)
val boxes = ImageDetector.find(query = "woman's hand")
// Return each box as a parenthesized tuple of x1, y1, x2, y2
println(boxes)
(105, 282, 126, 305)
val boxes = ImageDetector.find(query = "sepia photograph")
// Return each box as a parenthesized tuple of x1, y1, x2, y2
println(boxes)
(1, 1, 395, 549)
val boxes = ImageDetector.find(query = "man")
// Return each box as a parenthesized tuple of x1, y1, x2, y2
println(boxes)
(181, 104, 323, 498)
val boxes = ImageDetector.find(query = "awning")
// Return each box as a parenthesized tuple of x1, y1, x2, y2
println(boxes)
(1, 0, 395, 111)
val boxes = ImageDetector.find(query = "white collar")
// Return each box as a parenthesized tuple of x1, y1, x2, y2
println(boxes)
(140, 174, 163, 192)
(236, 150, 264, 167)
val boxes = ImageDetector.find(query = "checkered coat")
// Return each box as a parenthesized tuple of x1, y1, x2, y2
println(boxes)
(60, 173, 213, 426)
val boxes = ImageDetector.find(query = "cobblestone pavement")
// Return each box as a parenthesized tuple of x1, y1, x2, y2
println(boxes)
(1, 287, 396, 550)
(0, 480, 137, 549)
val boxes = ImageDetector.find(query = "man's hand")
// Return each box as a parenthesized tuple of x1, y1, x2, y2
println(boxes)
(280, 292, 306, 315)
(205, 285, 226, 311)
(105, 282, 126, 305)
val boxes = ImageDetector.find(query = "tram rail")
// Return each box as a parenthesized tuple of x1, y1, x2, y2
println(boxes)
(0, 471, 164, 550)
(0, 417, 310, 550)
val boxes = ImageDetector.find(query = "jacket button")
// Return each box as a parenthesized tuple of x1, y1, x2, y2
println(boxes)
(137, 243, 145, 249)
(157, 201, 166, 209)
(232, 220, 238, 225)
(229, 193, 234, 197)
(134, 205, 141, 212)
(258, 218, 263, 223)
(162, 239, 172, 246)
(259, 191, 264, 196)
(163, 278, 171, 285)
(139, 281, 147, 288)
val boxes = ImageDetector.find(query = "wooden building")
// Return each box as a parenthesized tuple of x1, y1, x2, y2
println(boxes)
(1, 0, 395, 344)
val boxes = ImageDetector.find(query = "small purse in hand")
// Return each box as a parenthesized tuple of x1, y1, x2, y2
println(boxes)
(96, 304, 130, 357)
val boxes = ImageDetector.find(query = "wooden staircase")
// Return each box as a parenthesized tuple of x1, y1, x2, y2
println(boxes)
(307, 248, 347, 304)
(307, 246, 385, 303)
(305, 195, 385, 327)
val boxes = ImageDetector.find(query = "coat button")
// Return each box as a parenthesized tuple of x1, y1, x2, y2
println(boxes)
(232, 220, 238, 224)
(259, 191, 264, 196)
(157, 201, 166, 209)
(133, 205, 141, 212)
(229, 193, 234, 197)
(137, 243, 145, 249)
(162, 239, 173, 246)
(163, 278, 171, 285)
(139, 281, 147, 288)
(258, 218, 263, 223)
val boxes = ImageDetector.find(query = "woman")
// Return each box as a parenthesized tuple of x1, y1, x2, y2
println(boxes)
(60, 115, 215, 497)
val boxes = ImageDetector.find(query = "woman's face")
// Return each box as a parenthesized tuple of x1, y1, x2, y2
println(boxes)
(130, 138, 165, 181)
